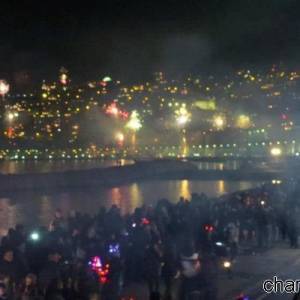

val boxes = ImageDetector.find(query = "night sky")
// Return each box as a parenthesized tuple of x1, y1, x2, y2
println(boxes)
(1, 0, 300, 87)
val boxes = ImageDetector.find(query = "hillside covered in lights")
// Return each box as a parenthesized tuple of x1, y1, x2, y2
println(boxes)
(1, 66, 300, 160)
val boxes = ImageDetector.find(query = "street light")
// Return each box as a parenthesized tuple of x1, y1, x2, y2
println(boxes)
(270, 147, 282, 157)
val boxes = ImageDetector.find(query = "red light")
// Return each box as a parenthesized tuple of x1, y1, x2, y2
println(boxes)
(204, 224, 214, 232)
(89, 256, 110, 285)
(7, 127, 14, 138)
(141, 218, 150, 225)
(100, 277, 107, 284)
(106, 102, 119, 116)
(105, 102, 128, 119)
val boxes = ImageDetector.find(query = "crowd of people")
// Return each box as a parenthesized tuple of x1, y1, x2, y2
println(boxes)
(0, 180, 299, 300)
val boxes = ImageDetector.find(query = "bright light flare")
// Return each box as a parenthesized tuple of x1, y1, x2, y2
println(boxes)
(88, 256, 110, 285)
(105, 102, 128, 119)
(126, 110, 142, 131)
(106, 102, 119, 116)
(0, 80, 9, 96)
(102, 76, 112, 82)
(270, 147, 282, 157)
(7, 113, 14, 121)
(177, 115, 189, 125)
(213, 115, 225, 129)
(115, 132, 125, 146)
(175, 106, 191, 127)
(30, 231, 40, 241)
(60, 73, 68, 85)
(6, 112, 19, 122)
(223, 261, 231, 269)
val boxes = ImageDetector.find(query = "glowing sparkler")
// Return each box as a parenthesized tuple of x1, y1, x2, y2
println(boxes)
(88, 256, 110, 284)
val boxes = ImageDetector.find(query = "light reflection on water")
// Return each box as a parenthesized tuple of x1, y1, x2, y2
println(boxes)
(0, 160, 238, 175)
(0, 160, 134, 174)
(0, 179, 261, 235)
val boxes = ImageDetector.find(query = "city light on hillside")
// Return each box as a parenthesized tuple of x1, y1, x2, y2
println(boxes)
(213, 115, 225, 130)
(236, 115, 251, 129)
(6, 112, 18, 121)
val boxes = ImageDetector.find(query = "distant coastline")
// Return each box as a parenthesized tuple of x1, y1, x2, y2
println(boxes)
(0, 159, 285, 192)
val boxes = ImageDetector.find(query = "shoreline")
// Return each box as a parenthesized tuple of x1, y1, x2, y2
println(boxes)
(0, 159, 285, 192)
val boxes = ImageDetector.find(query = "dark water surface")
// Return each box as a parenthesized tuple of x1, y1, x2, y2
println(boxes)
(0, 159, 238, 174)
(0, 179, 262, 235)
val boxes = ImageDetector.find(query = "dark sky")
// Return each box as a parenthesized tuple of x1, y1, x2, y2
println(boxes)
(1, 0, 300, 87)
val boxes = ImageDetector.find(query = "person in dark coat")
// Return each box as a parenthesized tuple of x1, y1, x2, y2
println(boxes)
(161, 241, 177, 300)
(143, 243, 162, 299)
(0, 249, 23, 284)
(17, 273, 42, 300)
(39, 250, 62, 294)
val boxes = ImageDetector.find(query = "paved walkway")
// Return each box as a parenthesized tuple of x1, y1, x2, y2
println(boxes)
(120, 244, 300, 300)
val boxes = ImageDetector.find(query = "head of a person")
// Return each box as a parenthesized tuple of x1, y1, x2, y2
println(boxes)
(25, 273, 37, 286)
(49, 251, 62, 263)
(55, 209, 62, 219)
(3, 250, 13, 263)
